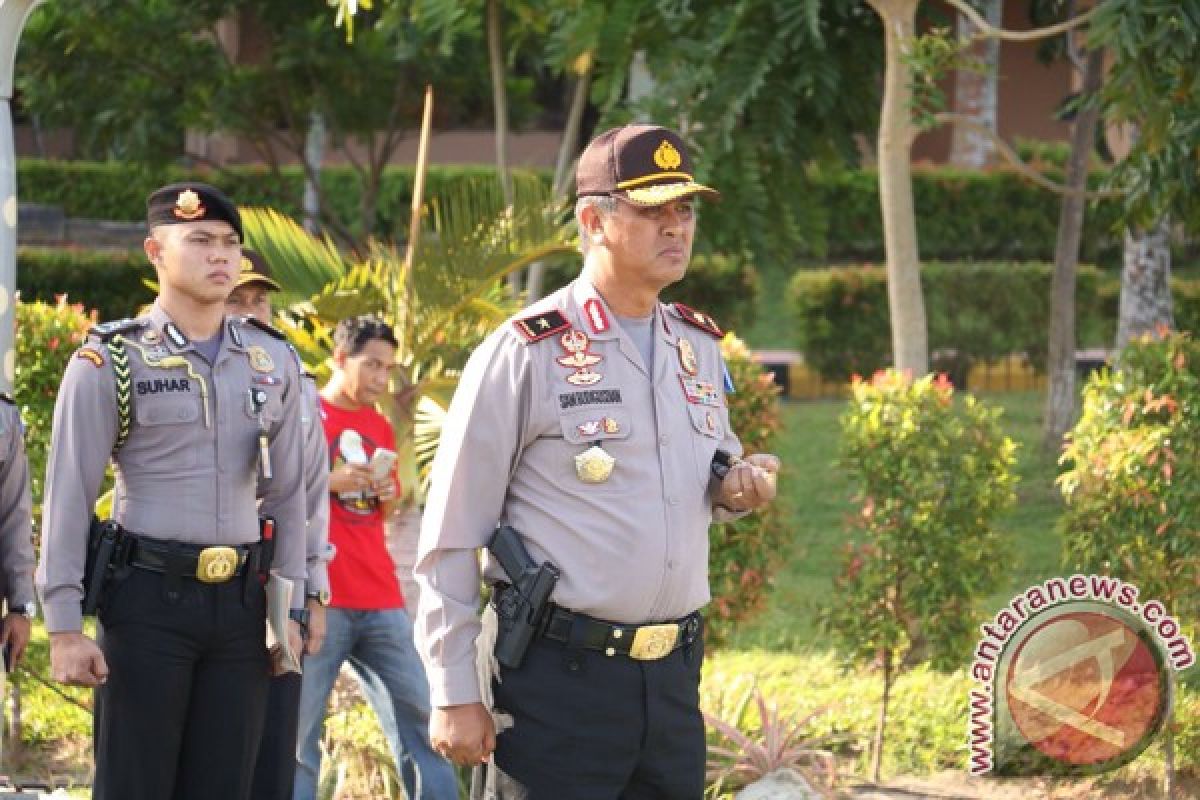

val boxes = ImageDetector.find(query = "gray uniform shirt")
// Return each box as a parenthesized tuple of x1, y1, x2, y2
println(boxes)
(0, 399, 35, 610)
(301, 374, 332, 595)
(36, 302, 308, 633)
(415, 277, 743, 706)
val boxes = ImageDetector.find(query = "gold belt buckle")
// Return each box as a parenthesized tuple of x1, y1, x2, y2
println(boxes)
(628, 623, 680, 660)
(196, 546, 240, 583)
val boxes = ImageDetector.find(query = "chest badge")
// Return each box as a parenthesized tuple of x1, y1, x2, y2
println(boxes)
(678, 337, 698, 376)
(575, 445, 615, 484)
(577, 416, 620, 438)
(557, 330, 603, 386)
(247, 345, 275, 373)
(680, 375, 721, 407)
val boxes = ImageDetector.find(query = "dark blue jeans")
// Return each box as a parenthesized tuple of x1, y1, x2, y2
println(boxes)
(293, 607, 457, 799)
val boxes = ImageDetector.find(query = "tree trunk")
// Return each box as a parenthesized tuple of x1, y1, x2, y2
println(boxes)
(868, 0, 928, 375)
(525, 64, 592, 301)
(870, 647, 893, 784)
(1116, 219, 1172, 350)
(948, 0, 1001, 167)
(552, 66, 592, 199)
(303, 110, 327, 235)
(486, 0, 518, 296)
(1043, 48, 1104, 453)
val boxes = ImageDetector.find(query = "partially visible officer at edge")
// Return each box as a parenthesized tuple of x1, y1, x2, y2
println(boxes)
(35, 183, 309, 800)
(0, 393, 35, 670)
(414, 124, 780, 798)
(232, 249, 336, 800)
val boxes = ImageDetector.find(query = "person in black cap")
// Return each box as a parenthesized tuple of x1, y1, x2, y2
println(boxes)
(37, 182, 309, 800)
(232, 250, 335, 800)
(414, 124, 780, 799)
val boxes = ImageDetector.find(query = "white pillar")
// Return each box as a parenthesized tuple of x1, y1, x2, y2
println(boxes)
(0, 0, 43, 393)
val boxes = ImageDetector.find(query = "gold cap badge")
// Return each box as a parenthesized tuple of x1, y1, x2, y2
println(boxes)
(653, 140, 682, 171)
(174, 189, 205, 221)
(241, 256, 254, 273)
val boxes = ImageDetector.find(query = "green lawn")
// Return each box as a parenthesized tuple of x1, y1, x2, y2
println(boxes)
(704, 390, 1198, 785)
(726, 390, 1066, 651)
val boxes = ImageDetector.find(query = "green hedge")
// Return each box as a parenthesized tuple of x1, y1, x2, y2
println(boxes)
(17, 160, 547, 240)
(17, 247, 153, 319)
(540, 252, 760, 336)
(812, 169, 1127, 265)
(20, 159, 1168, 266)
(790, 262, 1117, 382)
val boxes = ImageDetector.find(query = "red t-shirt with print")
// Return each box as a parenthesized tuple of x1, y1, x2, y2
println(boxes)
(319, 396, 404, 610)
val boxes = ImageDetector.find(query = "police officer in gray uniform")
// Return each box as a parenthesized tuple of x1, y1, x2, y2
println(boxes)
(35, 183, 308, 800)
(0, 394, 35, 669)
(415, 125, 780, 798)
(231, 249, 335, 800)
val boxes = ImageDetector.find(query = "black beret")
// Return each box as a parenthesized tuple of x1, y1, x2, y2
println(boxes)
(146, 182, 243, 240)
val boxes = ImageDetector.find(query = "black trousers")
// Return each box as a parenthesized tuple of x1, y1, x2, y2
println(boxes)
(93, 567, 270, 800)
(476, 619, 705, 800)
(250, 670, 303, 799)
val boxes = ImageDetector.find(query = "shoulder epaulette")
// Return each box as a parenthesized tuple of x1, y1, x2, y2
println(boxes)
(672, 303, 723, 338)
(512, 309, 570, 343)
(240, 315, 288, 341)
(88, 318, 144, 342)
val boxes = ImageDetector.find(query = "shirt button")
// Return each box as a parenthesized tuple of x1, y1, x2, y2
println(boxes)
(659, 434, 669, 446)
(668, 496, 679, 506)
(667, 560, 675, 569)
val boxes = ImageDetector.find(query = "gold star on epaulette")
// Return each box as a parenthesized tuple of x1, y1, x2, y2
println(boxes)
(513, 309, 570, 342)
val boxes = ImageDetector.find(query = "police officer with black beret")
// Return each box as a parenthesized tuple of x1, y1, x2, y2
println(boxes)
(36, 183, 309, 800)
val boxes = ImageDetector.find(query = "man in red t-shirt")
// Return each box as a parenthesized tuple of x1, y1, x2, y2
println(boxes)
(294, 316, 456, 800)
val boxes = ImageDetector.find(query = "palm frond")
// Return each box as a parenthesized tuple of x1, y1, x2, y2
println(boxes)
(241, 207, 349, 306)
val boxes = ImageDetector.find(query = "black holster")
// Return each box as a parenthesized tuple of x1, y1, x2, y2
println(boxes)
(82, 517, 130, 616)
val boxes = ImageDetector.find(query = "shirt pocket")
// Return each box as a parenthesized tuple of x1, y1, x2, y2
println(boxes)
(243, 384, 286, 424)
(559, 407, 633, 445)
(133, 398, 202, 466)
(688, 404, 723, 489)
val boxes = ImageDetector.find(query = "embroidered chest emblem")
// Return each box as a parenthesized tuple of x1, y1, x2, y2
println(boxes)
(247, 345, 275, 373)
(556, 330, 603, 386)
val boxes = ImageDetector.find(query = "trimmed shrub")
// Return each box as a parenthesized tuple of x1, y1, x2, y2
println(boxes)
(822, 370, 1016, 777)
(17, 159, 547, 241)
(813, 168, 1125, 265)
(705, 334, 784, 647)
(14, 297, 97, 533)
(540, 252, 760, 336)
(790, 262, 1113, 382)
(18, 247, 153, 320)
(1059, 329, 1200, 625)
(26, 159, 1192, 267)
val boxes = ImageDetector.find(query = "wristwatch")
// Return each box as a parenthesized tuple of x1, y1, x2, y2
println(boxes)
(305, 589, 331, 607)
(12, 602, 35, 618)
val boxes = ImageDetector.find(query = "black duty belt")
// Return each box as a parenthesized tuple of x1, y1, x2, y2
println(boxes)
(540, 604, 702, 661)
(127, 535, 256, 584)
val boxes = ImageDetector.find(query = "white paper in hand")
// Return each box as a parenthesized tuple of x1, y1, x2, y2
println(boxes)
(266, 571, 302, 675)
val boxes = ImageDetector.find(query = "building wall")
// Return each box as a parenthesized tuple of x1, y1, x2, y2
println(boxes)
(913, 1, 1074, 163)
